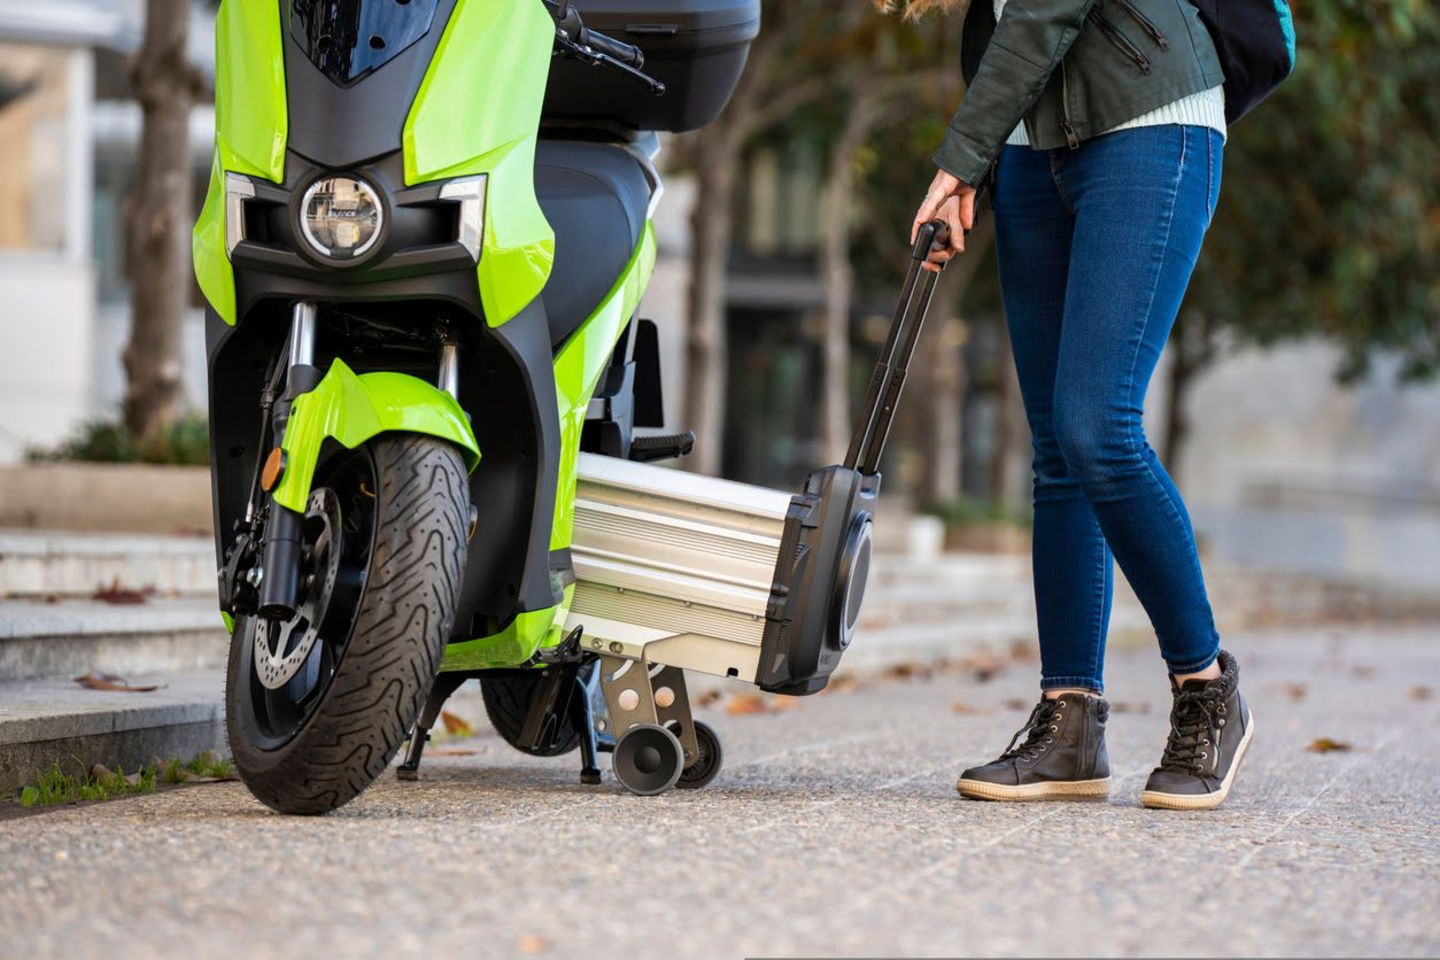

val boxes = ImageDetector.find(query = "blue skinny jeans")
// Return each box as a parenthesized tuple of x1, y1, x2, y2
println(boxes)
(992, 124, 1223, 693)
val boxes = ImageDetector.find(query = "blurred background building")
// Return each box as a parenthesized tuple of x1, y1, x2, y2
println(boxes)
(0, 0, 1435, 593)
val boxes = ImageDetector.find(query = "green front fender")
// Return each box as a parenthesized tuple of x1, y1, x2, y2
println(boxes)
(272, 360, 480, 513)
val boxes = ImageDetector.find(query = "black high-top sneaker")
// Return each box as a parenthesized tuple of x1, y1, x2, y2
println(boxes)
(956, 693, 1110, 801)
(1141, 649, 1255, 810)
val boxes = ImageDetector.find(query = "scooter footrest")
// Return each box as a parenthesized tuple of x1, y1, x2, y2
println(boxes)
(629, 431, 696, 462)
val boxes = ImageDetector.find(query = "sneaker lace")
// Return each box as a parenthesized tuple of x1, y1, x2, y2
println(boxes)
(1160, 689, 1224, 774)
(999, 699, 1061, 763)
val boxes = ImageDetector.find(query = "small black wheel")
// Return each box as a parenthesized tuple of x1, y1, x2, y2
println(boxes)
(612, 723, 684, 796)
(676, 720, 723, 790)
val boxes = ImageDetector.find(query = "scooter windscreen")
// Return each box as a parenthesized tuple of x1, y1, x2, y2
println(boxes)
(289, 0, 441, 86)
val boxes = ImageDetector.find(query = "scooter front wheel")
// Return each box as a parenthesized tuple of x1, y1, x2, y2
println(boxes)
(225, 435, 469, 815)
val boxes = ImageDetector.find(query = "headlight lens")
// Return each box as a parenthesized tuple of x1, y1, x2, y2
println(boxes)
(300, 176, 383, 260)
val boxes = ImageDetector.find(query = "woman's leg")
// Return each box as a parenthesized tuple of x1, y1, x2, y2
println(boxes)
(1047, 125, 1224, 676)
(993, 145, 1114, 695)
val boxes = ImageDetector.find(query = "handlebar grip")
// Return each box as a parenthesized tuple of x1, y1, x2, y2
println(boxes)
(581, 27, 644, 69)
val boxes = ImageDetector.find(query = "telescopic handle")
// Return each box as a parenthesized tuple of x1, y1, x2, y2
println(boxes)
(844, 220, 949, 476)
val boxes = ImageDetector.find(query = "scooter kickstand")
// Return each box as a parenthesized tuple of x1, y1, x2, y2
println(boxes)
(574, 658, 608, 785)
(398, 672, 469, 781)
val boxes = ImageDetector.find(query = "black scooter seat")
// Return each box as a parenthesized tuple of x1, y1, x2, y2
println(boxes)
(535, 140, 652, 348)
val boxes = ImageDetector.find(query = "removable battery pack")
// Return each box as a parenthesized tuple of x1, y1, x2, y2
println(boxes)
(566, 452, 792, 682)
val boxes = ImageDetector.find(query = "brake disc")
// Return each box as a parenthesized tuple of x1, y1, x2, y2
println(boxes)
(252, 489, 343, 691)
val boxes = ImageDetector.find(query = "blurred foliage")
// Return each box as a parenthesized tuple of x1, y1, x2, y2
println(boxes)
(27, 414, 210, 466)
(1189, 0, 1440, 380)
(919, 496, 1032, 530)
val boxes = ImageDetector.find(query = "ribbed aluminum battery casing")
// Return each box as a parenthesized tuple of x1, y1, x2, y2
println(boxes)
(564, 453, 793, 682)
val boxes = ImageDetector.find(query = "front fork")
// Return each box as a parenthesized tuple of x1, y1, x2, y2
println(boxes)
(254, 303, 464, 621)
(256, 303, 320, 620)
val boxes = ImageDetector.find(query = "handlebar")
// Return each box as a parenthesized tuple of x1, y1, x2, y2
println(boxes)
(580, 26, 644, 69)
(545, 0, 664, 95)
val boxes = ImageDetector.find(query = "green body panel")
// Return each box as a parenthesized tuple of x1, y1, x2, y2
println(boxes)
(403, 0, 556, 327)
(439, 225, 656, 672)
(439, 587, 573, 672)
(193, 1, 289, 325)
(272, 360, 480, 514)
(550, 223, 657, 551)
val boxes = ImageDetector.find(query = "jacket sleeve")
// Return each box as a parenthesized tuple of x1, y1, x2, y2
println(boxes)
(933, 0, 1098, 185)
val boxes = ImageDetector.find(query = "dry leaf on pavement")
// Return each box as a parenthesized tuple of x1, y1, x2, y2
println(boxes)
(726, 694, 797, 715)
(92, 578, 152, 605)
(439, 711, 474, 737)
(73, 671, 161, 693)
(517, 935, 551, 955)
(1306, 737, 1353, 753)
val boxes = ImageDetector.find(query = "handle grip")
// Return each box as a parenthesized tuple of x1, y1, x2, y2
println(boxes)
(910, 219, 952, 263)
(581, 27, 644, 69)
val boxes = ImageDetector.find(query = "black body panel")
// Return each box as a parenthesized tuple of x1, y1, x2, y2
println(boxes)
(284, 0, 456, 169)
(544, 0, 759, 132)
(534, 140, 652, 347)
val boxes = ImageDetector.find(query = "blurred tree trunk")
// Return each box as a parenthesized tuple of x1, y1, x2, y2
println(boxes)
(677, 9, 829, 475)
(818, 86, 885, 463)
(989, 314, 1026, 509)
(123, 0, 198, 448)
(922, 221, 992, 501)
(1163, 311, 1217, 475)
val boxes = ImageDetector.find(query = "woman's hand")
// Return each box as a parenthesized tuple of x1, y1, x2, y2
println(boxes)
(912, 168, 977, 273)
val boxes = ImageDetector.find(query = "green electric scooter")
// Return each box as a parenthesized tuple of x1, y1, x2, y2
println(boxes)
(199, 0, 949, 814)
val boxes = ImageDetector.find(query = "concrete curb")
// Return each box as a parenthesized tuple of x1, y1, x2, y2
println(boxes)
(0, 670, 225, 793)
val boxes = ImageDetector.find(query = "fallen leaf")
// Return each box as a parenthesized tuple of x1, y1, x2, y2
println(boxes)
(824, 674, 864, 694)
(1109, 701, 1151, 715)
(726, 694, 767, 715)
(92, 577, 151, 605)
(517, 935, 551, 955)
(1410, 685, 1433, 701)
(883, 661, 931, 682)
(1284, 684, 1307, 703)
(1003, 698, 1030, 711)
(950, 701, 987, 714)
(439, 711, 474, 737)
(1008, 639, 1038, 663)
(694, 689, 724, 708)
(1306, 737, 1353, 753)
(972, 665, 1002, 684)
(725, 694, 797, 715)
(73, 671, 161, 693)
(427, 748, 477, 757)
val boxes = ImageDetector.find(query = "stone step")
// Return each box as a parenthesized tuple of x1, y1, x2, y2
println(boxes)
(0, 668, 225, 794)
(0, 530, 216, 599)
(0, 596, 227, 682)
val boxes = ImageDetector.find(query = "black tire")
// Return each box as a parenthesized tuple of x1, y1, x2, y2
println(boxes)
(676, 720, 723, 790)
(226, 435, 469, 815)
(480, 672, 582, 757)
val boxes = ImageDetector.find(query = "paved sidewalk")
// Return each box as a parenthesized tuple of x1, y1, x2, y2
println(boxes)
(1, 626, 1436, 959)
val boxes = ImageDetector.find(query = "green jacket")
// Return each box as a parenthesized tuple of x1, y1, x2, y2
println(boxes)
(933, 0, 1225, 185)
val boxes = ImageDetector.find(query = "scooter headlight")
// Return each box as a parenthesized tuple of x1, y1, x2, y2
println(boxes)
(299, 175, 383, 260)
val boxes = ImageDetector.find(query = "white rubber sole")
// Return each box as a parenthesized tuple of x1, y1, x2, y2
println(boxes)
(1140, 711, 1256, 811)
(956, 776, 1111, 802)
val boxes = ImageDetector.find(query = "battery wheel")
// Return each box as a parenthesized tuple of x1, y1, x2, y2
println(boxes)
(612, 723, 684, 796)
(676, 720, 724, 790)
